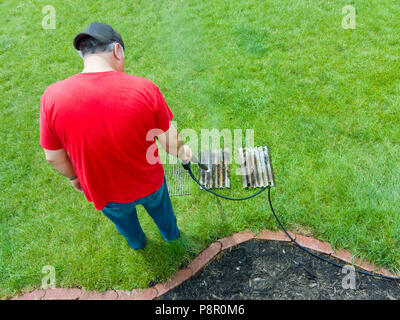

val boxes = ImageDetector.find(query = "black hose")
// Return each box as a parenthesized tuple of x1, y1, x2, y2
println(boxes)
(186, 164, 269, 201)
(183, 161, 400, 282)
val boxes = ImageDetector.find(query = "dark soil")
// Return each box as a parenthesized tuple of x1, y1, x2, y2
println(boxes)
(160, 240, 400, 300)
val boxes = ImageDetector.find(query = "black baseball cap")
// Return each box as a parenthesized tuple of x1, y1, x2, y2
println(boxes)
(73, 22, 125, 51)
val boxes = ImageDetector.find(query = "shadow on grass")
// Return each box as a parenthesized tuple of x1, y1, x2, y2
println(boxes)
(135, 230, 203, 287)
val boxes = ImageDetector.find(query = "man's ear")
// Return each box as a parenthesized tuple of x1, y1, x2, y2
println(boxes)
(113, 43, 123, 60)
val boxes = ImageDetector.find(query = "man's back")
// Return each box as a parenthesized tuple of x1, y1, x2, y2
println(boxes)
(40, 70, 173, 210)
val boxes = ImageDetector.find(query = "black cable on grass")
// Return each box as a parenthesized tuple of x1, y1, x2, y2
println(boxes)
(182, 161, 400, 282)
(266, 187, 400, 281)
(186, 164, 269, 201)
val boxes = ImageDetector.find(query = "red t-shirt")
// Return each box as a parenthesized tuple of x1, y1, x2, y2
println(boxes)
(40, 71, 173, 210)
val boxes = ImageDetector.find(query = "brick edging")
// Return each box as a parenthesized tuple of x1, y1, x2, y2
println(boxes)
(9, 230, 398, 300)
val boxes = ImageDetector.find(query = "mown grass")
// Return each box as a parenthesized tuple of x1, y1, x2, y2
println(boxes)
(1, 0, 399, 298)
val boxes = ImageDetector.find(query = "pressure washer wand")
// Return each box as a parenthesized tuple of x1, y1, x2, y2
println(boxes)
(185, 155, 209, 171)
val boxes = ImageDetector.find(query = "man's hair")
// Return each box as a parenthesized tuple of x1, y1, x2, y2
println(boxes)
(78, 36, 123, 58)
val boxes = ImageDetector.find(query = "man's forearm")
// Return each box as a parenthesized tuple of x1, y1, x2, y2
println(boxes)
(157, 124, 185, 158)
(44, 148, 83, 193)
(47, 157, 76, 179)
(165, 138, 184, 158)
(44, 148, 77, 179)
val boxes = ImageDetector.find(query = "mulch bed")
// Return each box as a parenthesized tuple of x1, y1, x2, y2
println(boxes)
(160, 239, 400, 300)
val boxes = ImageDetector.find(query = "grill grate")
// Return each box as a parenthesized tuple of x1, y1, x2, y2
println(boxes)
(198, 149, 230, 189)
(239, 146, 275, 188)
(164, 164, 191, 196)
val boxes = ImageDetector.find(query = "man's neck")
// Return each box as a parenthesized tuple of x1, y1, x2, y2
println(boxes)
(81, 55, 116, 73)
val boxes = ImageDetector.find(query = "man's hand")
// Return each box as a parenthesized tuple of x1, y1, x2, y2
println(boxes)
(178, 145, 193, 163)
(70, 178, 83, 193)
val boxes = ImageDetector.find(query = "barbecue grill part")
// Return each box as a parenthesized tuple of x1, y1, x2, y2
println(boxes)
(199, 149, 230, 189)
(164, 164, 191, 196)
(238, 146, 275, 188)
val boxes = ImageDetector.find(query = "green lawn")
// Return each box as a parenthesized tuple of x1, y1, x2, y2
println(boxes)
(1, 0, 400, 298)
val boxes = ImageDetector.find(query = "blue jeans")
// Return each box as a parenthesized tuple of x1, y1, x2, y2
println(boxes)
(102, 178, 179, 249)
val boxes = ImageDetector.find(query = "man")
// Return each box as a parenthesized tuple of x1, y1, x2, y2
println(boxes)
(40, 22, 192, 250)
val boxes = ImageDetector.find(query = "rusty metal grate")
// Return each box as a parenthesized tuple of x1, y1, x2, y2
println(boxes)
(164, 164, 191, 196)
(198, 149, 230, 189)
(239, 146, 275, 188)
